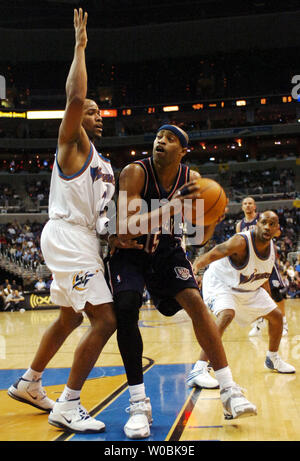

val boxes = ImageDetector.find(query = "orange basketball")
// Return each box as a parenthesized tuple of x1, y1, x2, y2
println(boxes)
(183, 178, 227, 226)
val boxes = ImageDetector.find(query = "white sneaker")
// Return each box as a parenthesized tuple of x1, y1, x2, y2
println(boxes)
(7, 377, 55, 412)
(265, 355, 295, 374)
(249, 318, 265, 337)
(220, 385, 257, 420)
(124, 397, 152, 439)
(48, 399, 105, 433)
(187, 361, 219, 389)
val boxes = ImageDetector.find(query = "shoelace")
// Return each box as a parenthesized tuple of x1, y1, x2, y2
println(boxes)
(125, 401, 147, 415)
(78, 405, 92, 421)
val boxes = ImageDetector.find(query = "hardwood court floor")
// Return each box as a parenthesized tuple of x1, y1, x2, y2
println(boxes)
(0, 299, 300, 442)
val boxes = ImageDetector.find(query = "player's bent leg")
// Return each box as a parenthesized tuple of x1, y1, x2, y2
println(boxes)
(187, 309, 235, 389)
(7, 306, 84, 412)
(48, 302, 116, 433)
(176, 288, 228, 371)
(177, 289, 257, 419)
(113, 291, 152, 439)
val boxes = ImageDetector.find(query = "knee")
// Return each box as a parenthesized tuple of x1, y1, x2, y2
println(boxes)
(58, 308, 84, 333)
(114, 291, 142, 330)
(218, 309, 235, 327)
(267, 307, 283, 326)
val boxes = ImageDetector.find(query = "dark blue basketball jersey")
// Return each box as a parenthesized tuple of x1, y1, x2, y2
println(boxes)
(239, 213, 260, 232)
(106, 157, 198, 315)
(134, 157, 190, 254)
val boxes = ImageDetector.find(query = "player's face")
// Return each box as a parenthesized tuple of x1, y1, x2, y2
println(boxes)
(256, 213, 279, 241)
(242, 198, 256, 215)
(153, 130, 186, 165)
(82, 100, 103, 139)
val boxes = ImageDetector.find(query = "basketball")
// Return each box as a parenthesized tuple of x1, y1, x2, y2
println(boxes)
(183, 178, 227, 226)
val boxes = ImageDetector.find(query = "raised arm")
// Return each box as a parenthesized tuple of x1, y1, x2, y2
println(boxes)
(57, 9, 90, 173)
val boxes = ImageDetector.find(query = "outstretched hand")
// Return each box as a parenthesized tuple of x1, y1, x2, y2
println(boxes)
(108, 235, 144, 255)
(74, 8, 88, 49)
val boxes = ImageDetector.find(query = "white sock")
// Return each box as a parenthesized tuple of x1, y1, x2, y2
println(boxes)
(23, 368, 43, 382)
(214, 366, 235, 390)
(129, 383, 146, 402)
(59, 386, 81, 402)
(267, 351, 279, 360)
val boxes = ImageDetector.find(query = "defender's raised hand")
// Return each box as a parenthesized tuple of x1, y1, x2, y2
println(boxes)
(74, 8, 88, 48)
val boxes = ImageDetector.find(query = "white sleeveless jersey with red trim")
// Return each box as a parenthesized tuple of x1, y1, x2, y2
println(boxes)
(206, 230, 275, 291)
(48, 142, 115, 231)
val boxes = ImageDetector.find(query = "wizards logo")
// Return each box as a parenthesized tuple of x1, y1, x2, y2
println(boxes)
(90, 166, 114, 184)
(72, 271, 95, 291)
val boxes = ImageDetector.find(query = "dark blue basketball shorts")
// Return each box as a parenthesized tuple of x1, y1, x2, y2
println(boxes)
(105, 245, 199, 316)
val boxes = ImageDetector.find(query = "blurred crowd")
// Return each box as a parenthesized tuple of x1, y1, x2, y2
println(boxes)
(0, 205, 299, 311)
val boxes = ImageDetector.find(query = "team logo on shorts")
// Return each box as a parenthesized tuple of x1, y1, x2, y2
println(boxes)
(72, 271, 95, 291)
(174, 266, 192, 281)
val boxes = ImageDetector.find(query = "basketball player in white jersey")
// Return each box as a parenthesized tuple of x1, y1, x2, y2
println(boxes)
(7, 9, 139, 434)
(187, 211, 295, 391)
(236, 197, 288, 337)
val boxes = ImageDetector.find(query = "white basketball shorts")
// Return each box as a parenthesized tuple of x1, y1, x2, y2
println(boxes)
(40, 219, 113, 312)
(202, 270, 277, 327)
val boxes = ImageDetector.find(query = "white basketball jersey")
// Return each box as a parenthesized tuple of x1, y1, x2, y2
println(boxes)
(206, 230, 275, 291)
(48, 142, 115, 231)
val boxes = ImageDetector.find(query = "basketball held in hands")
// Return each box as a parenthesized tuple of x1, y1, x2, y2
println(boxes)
(183, 178, 227, 226)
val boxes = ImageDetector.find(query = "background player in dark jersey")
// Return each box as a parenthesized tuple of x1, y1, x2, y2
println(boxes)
(106, 125, 257, 439)
(236, 197, 288, 337)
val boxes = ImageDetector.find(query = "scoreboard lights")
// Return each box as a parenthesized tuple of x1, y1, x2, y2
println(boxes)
(0, 94, 297, 120)
(0, 110, 26, 118)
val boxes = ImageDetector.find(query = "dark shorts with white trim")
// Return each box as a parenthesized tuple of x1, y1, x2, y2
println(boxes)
(105, 243, 199, 316)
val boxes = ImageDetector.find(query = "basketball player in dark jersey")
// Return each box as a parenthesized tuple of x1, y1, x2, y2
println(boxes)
(236, 197, 288, 336)
(106, 125, 257, 439)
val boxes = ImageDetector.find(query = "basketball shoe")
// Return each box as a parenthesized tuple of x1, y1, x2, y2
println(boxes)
(7, 377, 54, 412)
(265, 354, 295, 373)
(186, 361, 219, 389)
(48, 398, 105, 433)
(221, 385, 257, 420)
(248, 317, 265, 337)
(124, 397, 152, 439)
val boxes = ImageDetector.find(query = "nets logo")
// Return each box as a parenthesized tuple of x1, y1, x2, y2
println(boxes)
(174, 266, 192, 281)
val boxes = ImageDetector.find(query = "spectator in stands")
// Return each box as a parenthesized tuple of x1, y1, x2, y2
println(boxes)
(34, 278, 47, 291)
(4, 289, 25, 311)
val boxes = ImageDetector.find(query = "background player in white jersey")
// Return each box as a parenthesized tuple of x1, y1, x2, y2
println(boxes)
(187, 211, 295, 390)
(236, 197, 288, 337)
(7, 9, 138, 434)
